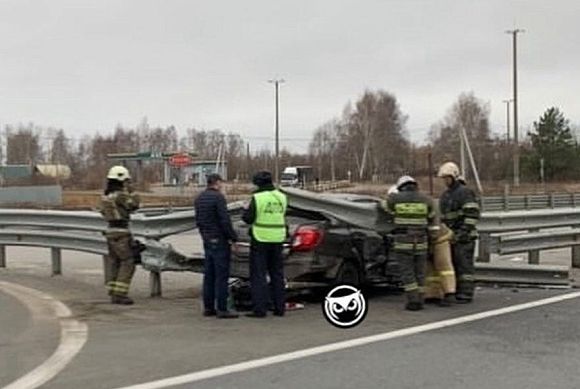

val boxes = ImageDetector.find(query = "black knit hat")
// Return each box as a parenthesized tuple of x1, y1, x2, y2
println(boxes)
(252, 171, 273, 187)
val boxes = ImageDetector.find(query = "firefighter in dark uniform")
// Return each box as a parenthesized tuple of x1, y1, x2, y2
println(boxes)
(382, 175, 438, 311)
(100, 166, 140, 305)
(438, 162, 481, 303)
(242, 171, 288, 318)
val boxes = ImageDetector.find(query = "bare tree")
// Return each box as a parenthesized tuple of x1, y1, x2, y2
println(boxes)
(6, 124, 41, 164)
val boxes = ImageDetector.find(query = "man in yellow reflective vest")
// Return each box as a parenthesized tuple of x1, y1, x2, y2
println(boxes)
(382, 175, 438, 311)
(242, 171, 288, 318)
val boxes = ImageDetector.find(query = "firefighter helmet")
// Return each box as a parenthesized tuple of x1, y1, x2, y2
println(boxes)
(107, 166, 131, 181)
(437, 162, 460, 179)
(396, 175, 417, 190)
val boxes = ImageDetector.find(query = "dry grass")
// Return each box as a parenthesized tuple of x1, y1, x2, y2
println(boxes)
(62, 189, 250, 210)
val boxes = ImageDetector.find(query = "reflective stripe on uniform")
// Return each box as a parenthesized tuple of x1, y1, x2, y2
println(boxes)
(394, 218, 428, 226)
(443, 211, 462, 220)
(393, 242, 429, 251)
(254, 223, 286, 228)
(439, 270, 455, 276)
(404, 282, 419, 292)
(464, 217, 478, 225)
(108, 281, 130, 294)
(463, 202, 480, 210)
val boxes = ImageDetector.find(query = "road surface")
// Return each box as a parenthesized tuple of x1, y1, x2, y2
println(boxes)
(1, 232, 579, 389)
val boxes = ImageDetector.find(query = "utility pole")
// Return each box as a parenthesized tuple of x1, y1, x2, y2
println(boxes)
(460, 127, 466, 178)
(506, 28, 525, 186)
(503, 99, 513, 143)
(268, 78, 285, 183)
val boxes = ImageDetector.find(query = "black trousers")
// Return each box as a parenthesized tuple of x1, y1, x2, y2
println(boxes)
(452, 241, 476, 300)
(249, 241, 285, 315)
(203, 239, 231, 312)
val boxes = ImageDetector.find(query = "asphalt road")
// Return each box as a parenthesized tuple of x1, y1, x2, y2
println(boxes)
(1, 234, 580, 389)
(182, 298, 580, 389)
(0, 284, 60, 387)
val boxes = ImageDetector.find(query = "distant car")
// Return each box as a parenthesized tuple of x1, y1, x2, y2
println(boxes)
(230, 200, 400, 289)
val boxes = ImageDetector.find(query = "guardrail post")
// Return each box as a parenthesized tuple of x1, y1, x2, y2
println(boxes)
(477, 233, 491, 262)
(525, 195, 531, 210)
(0, 245, 5, 268)
(51, 248, 62, 276)
(549, 194, 555, 208)
(572, 193, 577, 208)
(150, 271, 162, 297)
(572, 246, 580, 269)
(503, 195, 509, 212)
(528, 228, 540, 264)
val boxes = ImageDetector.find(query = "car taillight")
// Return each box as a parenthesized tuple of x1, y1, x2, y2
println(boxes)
(292, 226, 324, 252)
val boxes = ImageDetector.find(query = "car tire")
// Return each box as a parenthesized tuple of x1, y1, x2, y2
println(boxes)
(335, 260, 362, 287)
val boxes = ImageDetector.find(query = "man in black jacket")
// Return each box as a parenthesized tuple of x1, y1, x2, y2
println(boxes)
(194, 174, 238, 319)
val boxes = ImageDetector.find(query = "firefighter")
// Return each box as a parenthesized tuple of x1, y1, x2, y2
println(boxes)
(437, 162, 481, 303)
(383, 175, 438, 311)
(242, 171, 288, 318)
(100, 166, 140, 305)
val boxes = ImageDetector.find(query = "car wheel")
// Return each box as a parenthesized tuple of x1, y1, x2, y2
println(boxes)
(335, 260, 361, 287)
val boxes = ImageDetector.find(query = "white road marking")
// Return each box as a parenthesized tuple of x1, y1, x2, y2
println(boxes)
(116, 291, 580, 389)
(0, 281, 89, 389)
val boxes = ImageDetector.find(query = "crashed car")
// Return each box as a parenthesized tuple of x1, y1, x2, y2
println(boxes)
(230, 191, 401, 288)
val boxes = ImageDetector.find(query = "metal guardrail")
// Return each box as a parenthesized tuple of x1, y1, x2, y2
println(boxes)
(0, 202, 244, 296)
(477, 207, 580, 265)
(481, 193, 580, 212)
(0, 201, 244, 239)
(283, 188, 577, 276)
(0, 191, 577, 295)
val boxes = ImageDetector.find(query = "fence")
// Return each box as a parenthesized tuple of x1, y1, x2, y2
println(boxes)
(481, 193, 580, 212)
(0, 185, 62, 206)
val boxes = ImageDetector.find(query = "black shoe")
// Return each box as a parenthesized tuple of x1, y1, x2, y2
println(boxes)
(439, 295, 454, 307)
(455, 295, 473, 304)
(405, 302, 424, 311)
(203, 310, 217, 317)
(216, 310, 239, 319)
(273, 311, 285, 317)
(245, 312, 267, 318)
(111, 295, 134, 305)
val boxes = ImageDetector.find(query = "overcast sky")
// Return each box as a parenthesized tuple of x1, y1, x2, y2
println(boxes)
(0, 0, 578, 152)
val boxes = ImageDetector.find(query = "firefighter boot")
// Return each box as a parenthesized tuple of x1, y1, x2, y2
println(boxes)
(439, 293, 454, 307)
(405, 290, 424, 311)
(111, 295, 134, 305)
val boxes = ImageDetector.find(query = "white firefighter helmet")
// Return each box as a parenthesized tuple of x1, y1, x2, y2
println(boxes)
(396, 175, 417, 190)
(107, 165, 131, 181)
(387, 185, 399, 195)
(437, 162, 460, 179)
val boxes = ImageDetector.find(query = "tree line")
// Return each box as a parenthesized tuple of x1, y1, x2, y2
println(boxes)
(3, 90, 578, 189)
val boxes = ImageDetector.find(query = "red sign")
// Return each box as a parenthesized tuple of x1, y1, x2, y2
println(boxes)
(168, 154, 192, 167)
